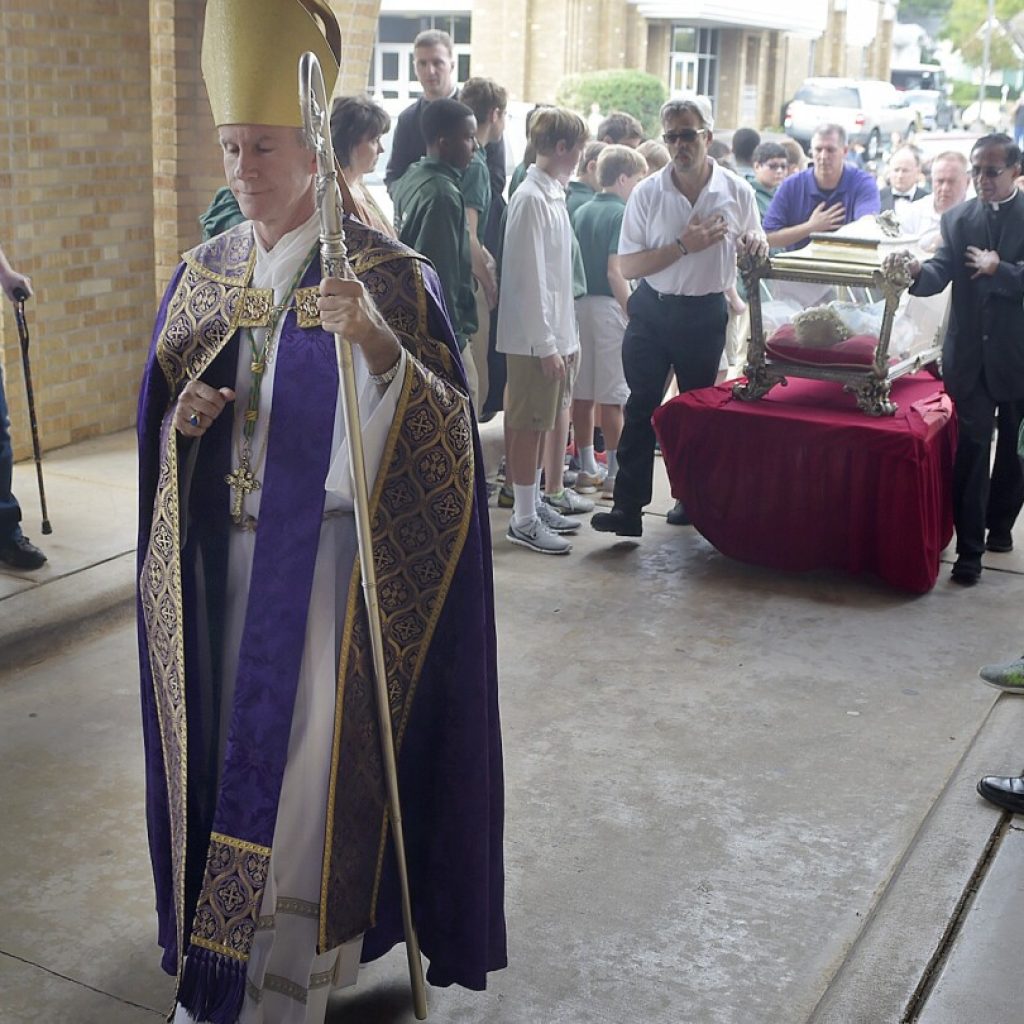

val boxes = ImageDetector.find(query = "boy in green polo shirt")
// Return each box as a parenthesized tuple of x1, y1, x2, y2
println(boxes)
(570, 144, 647, 497)
(458, 77, 507, 413)
(566, 141, 606, 217)
(392, 98, 479, 396)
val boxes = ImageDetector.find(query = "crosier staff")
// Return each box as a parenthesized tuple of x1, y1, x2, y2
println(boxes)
(298, 50, 428, 1022)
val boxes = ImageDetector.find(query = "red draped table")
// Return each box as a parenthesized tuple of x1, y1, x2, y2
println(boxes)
(652, 373, 956, 593)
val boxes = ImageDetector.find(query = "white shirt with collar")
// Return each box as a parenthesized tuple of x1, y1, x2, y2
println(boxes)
(496, 164, 579, 359)
(619, 159, 763, 296)
(896, 193, 942, 248)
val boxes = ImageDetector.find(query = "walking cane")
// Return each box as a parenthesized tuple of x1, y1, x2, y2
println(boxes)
(299, 51, 428, 1021)
(11, 287, 52, 535)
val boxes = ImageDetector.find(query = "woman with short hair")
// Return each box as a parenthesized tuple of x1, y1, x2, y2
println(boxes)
(330, 94, 396, 237)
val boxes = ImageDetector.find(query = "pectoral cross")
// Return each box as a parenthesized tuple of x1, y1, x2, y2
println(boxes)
(225, 456, 261, 524)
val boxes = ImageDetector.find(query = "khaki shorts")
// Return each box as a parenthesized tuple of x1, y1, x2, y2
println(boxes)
(505, 351, 578, 431)
(574, 296, 629, 405)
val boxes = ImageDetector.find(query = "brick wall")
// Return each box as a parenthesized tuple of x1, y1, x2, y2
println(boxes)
(0, 0, 155, 458)
(0, 0, 380, 461)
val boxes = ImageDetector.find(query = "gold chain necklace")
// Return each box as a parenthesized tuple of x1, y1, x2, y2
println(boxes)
(226, 244, 319, 525)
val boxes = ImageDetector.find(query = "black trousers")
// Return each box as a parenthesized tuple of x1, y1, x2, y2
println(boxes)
(951, 385, 1024, 561)
(613, 281, 727, 514)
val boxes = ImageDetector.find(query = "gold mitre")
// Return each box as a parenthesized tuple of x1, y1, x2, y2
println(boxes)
(202, 0, 341, 128)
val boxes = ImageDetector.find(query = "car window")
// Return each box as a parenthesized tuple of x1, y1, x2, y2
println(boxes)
(794, 85, 860, 107)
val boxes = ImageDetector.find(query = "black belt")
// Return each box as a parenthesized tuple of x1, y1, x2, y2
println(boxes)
(639, 280, 720, 303)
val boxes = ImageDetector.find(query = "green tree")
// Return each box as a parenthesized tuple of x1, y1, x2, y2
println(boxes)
(555, 70, 668, 138)
(944, 0, 1024, 67)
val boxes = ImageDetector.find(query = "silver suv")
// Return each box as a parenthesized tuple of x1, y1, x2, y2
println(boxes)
(784, 78, 920, 160)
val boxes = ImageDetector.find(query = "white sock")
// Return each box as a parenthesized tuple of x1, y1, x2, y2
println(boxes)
(580, 444, 598, 475)
(513, 483, 537, 526)
(606, 449, 618, 477)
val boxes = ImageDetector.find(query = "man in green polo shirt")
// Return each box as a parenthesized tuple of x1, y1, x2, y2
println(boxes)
(570, 144, 648, 498)
(458, 77, 507, 412)
(393, 97, 479, 395)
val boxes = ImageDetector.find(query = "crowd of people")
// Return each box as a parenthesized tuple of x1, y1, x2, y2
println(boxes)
(297, 28, 1024, 570)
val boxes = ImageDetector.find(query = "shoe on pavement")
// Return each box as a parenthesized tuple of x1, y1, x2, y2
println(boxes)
(591, 507, 643, 537)
(977, 774, 1024, 814)
(0, 533, 47, 570)
(506, 517, 572, 554)
(600, 474, 616, 499)
(574, 469, 606, 494)
(666, 500, 691, 526)
(986, 531, 1013, 553)
(497, 484, 514, 509)
(544, 488, 594, 515)
(951, 556, 981, 586)
(979, 656, 1024, 693)
(536, 500, 580, 534)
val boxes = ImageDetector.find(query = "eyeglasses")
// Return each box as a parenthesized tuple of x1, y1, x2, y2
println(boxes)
(971, 165, 1010, 178)
(762, 161, 788, 171)
(662, 128, 707, 145)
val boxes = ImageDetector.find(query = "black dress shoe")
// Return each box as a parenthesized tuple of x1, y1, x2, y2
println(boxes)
(951, 557, 981, 585)
(666, 500, 691, 526)
(986, 531, 1013, 553)
(0, 533, 47, 570)
(591, 508, 643, 537)
(977, 774, 1024, 815)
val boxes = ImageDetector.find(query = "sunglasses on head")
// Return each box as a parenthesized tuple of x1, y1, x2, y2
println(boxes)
(662, 128, 707, 145)
(971, 165, 1010, 178)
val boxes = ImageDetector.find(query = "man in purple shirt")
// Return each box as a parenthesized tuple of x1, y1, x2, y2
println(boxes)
(763, 124, 880, 251)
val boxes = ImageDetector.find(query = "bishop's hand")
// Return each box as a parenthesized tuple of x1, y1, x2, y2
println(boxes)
(319, 275, 403, 376)
(175, 381, 235, 437)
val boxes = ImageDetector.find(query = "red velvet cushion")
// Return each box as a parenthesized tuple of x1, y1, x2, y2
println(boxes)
(765, 325, 884, 369)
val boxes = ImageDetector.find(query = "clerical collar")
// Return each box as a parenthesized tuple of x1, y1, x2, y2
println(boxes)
(988, 188, 1018, 212)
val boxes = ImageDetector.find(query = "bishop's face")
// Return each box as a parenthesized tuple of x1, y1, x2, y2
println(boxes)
(219, 124, 317, 248)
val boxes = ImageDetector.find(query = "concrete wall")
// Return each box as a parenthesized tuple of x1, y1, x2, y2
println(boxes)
(0, 0, 380, 461)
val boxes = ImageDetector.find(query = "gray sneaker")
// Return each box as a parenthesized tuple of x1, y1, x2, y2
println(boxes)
(535, 500, 580, 533)
(543, 488, 594, 515)
(979, 656, 1024, 693)
(506, 517, 572, 554)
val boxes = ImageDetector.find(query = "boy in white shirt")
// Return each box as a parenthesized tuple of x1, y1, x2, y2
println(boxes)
(497, 108, 588, 554)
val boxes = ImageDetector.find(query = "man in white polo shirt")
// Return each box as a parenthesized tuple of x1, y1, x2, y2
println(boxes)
(592, 96, 766, 537)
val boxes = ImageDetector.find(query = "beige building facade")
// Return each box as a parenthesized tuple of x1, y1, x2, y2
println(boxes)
(376, 0, 895, 136)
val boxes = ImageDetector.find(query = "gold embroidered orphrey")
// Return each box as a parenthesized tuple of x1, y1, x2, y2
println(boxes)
(139, 221, 473, 993)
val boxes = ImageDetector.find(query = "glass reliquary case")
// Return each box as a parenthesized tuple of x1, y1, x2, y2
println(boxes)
(733, 218, 947, 416)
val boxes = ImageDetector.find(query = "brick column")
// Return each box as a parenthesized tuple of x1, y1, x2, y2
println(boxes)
(332, 0, 383, 98)
(149, 0, 224, 301)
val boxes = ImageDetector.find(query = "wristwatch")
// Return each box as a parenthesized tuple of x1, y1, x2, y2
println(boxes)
(676, 239, 688, 255)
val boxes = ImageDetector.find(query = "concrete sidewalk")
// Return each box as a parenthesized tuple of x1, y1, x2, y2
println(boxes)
(0, 430, 138, 666)
(3, 427, 1024, 1022)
